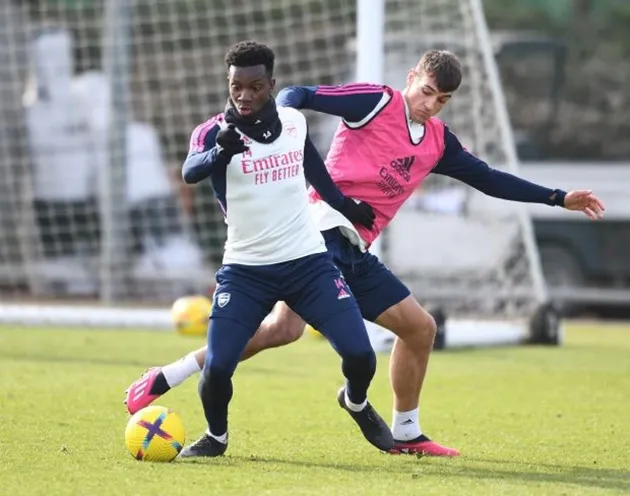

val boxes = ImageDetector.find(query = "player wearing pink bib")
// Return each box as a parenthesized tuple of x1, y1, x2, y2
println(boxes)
(307, 85, 448, 250)
(125, 49, 605, 457)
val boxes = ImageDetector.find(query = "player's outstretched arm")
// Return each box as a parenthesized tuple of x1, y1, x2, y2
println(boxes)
(276, 84, 385, 124)
(432, 128, 605, 219)
(182, 122, 248, 184)
(303, 134, 375, 229)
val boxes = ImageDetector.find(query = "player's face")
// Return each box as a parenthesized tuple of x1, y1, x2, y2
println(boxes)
(228, 65, 275, 116)
(404, 70, 452, 124)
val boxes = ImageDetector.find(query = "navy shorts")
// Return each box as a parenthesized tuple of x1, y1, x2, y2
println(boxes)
(212, 251, 362, 330)
(207, 252, 373, 374)
(322, 228, 411, 322)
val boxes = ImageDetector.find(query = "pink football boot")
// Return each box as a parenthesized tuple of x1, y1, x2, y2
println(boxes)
(390, 435, 460, 457)
(124, 368, 163, 414)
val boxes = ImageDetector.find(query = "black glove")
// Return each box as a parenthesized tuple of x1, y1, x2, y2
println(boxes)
(335, 196, 376, 230)
(216, 124, 249, 159)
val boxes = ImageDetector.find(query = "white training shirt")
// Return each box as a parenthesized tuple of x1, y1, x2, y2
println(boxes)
(220, 107, 326, 265)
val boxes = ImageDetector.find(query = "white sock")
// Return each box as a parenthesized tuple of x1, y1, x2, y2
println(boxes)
(162, 352, 201, 388)
(206, 429, 228, 444)
(392, 408, 422, 441)
(344, 390, 367, 412)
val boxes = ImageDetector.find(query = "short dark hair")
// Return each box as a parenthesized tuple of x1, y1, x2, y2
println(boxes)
(224, 41, 275, 76)
(416, 50, 462, 93)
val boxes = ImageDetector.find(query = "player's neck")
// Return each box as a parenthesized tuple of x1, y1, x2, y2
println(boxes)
(224, 98, 282, 144)
(401, 89, 424, 126)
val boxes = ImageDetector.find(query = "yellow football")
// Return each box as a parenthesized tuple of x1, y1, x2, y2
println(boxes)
(124, 405, 186, 462)
(171, 295, 212, 337)
(305, 324, 325, 339)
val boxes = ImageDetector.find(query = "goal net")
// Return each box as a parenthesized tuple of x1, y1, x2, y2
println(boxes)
(0, 0, 556, 344)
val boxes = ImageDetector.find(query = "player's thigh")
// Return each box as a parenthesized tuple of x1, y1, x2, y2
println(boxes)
(207, 266, 277, 372)
(284, 254, 372, 356)
(212, 265, 277, 324)
(339, 250, 411, 323)
(374, 294, 436, 344)
(317, 305, 374, 357)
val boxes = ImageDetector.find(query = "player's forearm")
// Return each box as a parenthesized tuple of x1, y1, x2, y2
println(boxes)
(434, 133, 567, 206)
(303, 136, 344, 208)
(472, 169, 567, 206)
(181, 148, 228, 184)
(276, 84, 384, 123)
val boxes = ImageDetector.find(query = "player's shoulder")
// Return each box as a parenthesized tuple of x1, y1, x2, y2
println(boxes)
(189, 113, 225, 152)
(191, 112, 225, 134)
(426, 116, 446, 132)
(277, 105, 305, 122)
(383, 85, 398, 96)
(427, 116, 444, 125)
(278, 106, 307, 132)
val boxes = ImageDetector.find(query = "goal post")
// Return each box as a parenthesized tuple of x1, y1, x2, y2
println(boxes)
(0, 0, 560, 347)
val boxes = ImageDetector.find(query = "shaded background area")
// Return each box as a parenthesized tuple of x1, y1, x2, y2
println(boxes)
(0, 0, 628, 315)
(484, 0, 630, 161)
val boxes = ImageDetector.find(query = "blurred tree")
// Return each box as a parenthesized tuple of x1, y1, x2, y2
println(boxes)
(485, 0, 630, 160)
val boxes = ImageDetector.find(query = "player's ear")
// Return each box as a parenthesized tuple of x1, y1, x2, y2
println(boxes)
(406, 69, 415, 86)
(269, 77, 276, 91)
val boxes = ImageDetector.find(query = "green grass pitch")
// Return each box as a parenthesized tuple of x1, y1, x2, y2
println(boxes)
(0, 322, 629, 495)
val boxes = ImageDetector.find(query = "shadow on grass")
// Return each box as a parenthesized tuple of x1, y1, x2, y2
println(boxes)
(177, 452, 630, 492)
(463, 456, 630, 490)
(176, 452, 407, 475)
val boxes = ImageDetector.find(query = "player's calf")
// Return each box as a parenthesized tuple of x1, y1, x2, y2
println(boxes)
(341, 350, 377, 405)
(336, 351, 394, 452)
(201, 366, 232, 434)
(123, 307, 302, 412)
(124, 351, 203, 414)
(312, 300, 393, 451)
(181, 312, 251, 458)
(181, 366, 233, 457)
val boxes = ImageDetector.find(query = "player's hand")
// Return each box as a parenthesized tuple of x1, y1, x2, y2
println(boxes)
(336, 196, 376, 230)
(216, 124, 249, 158)
(563, 190, 605, 220)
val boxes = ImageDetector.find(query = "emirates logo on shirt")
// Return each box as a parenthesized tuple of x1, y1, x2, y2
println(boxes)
(241, 149, 303, 174)
(241, 149, 304, 185)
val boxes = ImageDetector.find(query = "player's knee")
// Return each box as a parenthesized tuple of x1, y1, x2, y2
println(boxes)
(203, 344, 239, 377)
(341, 350, 377, 382)
(199, 365, 233, 402)
(403, 312, 437, 350)
(421, 313, 437, 344)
